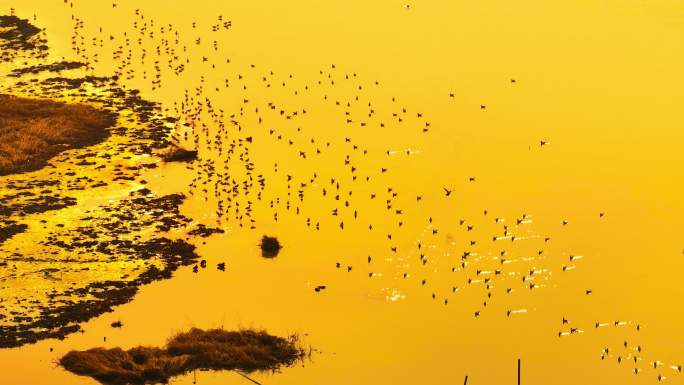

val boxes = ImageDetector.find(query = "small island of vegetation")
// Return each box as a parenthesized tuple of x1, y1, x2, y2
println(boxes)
(0, 94, 115, 175)
(59, 328, 305, 385)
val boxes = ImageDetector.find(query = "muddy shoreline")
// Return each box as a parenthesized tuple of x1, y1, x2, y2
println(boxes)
(0, 15, 208, 348)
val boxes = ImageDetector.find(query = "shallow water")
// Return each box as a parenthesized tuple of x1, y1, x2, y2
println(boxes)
(1, 0, 683, 384)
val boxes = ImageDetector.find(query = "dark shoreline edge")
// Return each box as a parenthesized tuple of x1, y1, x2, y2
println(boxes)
(0, 15, 204, 348)
(0, 15, 49, 62)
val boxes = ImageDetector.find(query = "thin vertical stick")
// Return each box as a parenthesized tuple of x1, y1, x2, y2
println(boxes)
(463, 375, 468, 385)
(517, 358, 521, 385)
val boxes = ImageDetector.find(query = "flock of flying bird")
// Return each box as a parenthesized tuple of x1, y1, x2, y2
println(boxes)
(49, 0, 684, 381)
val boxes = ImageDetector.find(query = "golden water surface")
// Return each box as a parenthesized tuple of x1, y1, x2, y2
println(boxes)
(1, 0, 683, 384)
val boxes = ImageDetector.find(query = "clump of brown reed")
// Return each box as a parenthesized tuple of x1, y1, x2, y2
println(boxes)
(259, 235, 282, 258)
(0, 94, 115, 175)
(59, 328, 304, 385)
(159, 144, 198, 162)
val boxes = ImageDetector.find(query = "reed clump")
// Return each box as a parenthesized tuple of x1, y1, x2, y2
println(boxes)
(0, 94, 114, 175)
(159, 144, 197, 162)
(259, 235, 282, 258)
(59, 328, 304, 385)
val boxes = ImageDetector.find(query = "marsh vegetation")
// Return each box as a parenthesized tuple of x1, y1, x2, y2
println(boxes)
(259, 235, 282, 258)
(59, 328, 305, 385)
(0, 94, 114, 175)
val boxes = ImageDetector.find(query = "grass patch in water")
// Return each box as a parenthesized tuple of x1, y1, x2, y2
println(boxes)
(59, 328, 305, 385)
(159, 144, 197, 162)
(0, 94, 115, 175)
(260, 235, 282, 258)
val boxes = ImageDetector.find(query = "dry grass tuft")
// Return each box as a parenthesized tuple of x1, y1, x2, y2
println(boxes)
(159, 144, 198, 162)
(260, 235, 282, 258)
(0, 94, 115, 175)
(59, 328, 305, 385)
